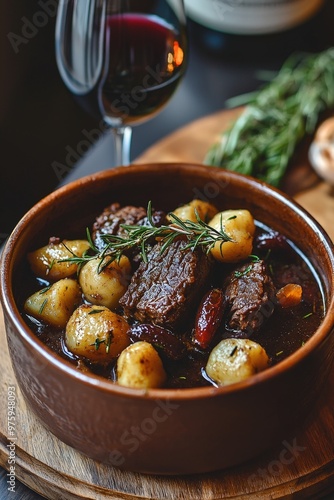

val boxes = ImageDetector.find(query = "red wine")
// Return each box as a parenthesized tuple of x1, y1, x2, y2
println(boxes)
(99, 14, 186, 126)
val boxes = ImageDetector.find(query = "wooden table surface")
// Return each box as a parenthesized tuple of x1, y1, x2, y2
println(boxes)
(1, 109, 334, 499)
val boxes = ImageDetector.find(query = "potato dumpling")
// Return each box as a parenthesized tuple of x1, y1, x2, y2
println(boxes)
(117, 341, 166, 389)
(79, 255, 131, 310)
(65, 304, 130, 362)
(206, 338, 270, 386)
(24, 278, 81, 328)
(168, 199, 218, 224)
(208, 209, 255, 263)
(28, 239, 90, 281)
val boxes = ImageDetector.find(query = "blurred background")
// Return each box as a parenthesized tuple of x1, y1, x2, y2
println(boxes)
(1, 0, 334, 243)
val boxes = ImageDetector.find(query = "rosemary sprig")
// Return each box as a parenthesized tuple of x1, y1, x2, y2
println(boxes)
(104, 207, 232, 262)
(205, 47, 334, 187)
(59, 202, 233, 269)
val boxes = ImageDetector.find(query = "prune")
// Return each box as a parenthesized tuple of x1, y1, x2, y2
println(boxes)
(193, 288, 225, 349)
(128, 323, 187, 361)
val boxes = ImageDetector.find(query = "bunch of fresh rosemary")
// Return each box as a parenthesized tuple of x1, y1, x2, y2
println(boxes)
(205, 47, 334, 187)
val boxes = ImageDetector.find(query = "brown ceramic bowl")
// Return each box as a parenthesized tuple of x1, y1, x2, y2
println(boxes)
(1, 163, 334, 475)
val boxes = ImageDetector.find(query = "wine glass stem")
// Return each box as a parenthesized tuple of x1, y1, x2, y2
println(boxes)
(112, 126, 132, 166)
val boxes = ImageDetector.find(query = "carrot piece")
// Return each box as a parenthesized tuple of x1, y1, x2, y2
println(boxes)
(276, 283, 302, 308)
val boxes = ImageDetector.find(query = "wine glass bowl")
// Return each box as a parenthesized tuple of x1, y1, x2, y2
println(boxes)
(55, 0, 188, 165)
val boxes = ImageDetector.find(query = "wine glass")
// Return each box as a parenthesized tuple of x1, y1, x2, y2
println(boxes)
(55, 0, 188, 166)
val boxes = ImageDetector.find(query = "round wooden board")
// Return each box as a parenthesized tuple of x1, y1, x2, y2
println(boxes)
(1, 109, 334, 499)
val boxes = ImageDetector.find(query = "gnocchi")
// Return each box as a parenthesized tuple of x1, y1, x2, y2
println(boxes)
(208, 209, 255, 263)
(117, 341, 166, 389)
(206, 338, 270, 386)
(28, 239, 90, 281)
(65, 304, 130, 362)
(24, 278, 81, 328)
(79, 255, 131, 310)
(168, 199, 218, 224)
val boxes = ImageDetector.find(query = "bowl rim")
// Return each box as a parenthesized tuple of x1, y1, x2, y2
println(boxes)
(1, 162, 334, 401)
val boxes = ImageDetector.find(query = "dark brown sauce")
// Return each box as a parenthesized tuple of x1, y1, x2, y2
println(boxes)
(18, 222, 324, 389)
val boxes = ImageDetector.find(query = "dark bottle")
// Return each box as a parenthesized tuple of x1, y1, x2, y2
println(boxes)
(185, 0, 326, 60)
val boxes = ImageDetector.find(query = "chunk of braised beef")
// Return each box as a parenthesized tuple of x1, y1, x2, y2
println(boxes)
(92, 204, 167, 268)
(119, 240, 213, 330)
(224, 259, 276, 337)
(92, 203, 147, 251)
(137, 210, 166, 229)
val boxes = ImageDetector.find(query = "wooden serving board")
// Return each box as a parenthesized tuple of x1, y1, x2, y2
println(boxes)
(1, 109, 334, 499)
